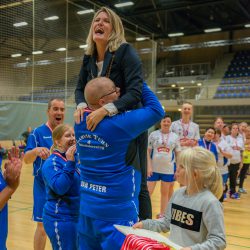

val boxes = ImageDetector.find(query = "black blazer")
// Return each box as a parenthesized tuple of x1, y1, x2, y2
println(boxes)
(75, 43, 143, 112)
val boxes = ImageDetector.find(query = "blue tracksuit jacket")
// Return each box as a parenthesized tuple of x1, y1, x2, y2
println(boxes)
(75, 84, 164, 221)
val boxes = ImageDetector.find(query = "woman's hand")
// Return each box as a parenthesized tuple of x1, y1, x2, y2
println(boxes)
(86, 107, 108, 131)
(147, 165, 153, 178)
(4, 147, 23, 191)
(74, 107, 85, 124)
(132, 221, 143, 229)
(66, 145, 76, 161)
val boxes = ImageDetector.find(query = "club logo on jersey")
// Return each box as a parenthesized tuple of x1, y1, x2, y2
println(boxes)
(77, 133, 109, 150)
(157, 146, 170, 153)
(171, 203, 202, 232)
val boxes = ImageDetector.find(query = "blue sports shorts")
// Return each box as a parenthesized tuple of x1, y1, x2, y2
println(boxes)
(32, 176, 46, 222)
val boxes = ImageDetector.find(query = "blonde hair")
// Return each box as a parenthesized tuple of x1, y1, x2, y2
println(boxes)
(85, 7, 126, 55)
(50, 124, 72, 152)
(179, 147, 223, 199)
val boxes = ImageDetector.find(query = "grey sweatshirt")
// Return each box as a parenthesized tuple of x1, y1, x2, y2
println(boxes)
(142, 187, 226, 250)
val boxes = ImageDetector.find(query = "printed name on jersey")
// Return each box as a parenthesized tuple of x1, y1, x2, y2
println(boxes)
(81, 181, 107, 193)
(171, 203, 202, 232)
(77, 133, 109, 150)
(43, 136, 52, 139)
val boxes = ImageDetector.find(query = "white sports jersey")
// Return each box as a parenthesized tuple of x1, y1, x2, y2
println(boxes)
(216, 139, 232, 175)
(148, 130, 181, 174)
(170, 119, 200, 150)
(226, 135, 244, 164)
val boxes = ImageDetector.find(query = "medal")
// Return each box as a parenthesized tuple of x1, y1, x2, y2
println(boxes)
(181, 119, 190, 138)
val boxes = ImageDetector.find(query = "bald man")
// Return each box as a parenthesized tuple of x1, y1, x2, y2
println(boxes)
(74, 77, 164, 250)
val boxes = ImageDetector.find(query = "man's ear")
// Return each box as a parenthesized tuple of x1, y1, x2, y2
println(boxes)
(98, 98, 105, 106)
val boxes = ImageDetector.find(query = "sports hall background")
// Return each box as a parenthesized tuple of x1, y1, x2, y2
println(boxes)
(0, 0, 250, 140)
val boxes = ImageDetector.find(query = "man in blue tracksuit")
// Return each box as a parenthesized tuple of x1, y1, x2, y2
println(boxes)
(75, 77, 164, 250)
(24, 98, 65, 250)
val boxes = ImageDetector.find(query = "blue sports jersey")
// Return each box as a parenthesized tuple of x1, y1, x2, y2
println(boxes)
(0, 172, 7, 250)
(42, 151, 80, 220)
(198, 138, 218, 162)
(25, 123, 53, 178)
(75, 84, 164, 221)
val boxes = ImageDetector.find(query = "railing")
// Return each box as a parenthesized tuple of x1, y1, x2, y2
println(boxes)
(1, 81, 250, 103)
(155, 82, 250, 101)
(159, 62, 211, 78)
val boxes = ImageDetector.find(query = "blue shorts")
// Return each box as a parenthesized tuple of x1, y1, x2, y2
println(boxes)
(78, 214, 138, 250)
(43, 218, 78, 250)
(33, 176, 46, 222)
(147, 172, 175, 182)
(222, 173, 229, 185)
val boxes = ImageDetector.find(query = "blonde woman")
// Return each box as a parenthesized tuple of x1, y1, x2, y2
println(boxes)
(75, 7, 151, 220)
(42, 124, 80, 250)
(134, 147, 226, 250)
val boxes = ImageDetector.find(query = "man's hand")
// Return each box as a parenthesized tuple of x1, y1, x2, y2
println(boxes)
(86, 107, 108, 131)
(36, 147, 50, 160)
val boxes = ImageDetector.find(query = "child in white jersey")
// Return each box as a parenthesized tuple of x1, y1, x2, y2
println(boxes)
(134, 147, 226, 250)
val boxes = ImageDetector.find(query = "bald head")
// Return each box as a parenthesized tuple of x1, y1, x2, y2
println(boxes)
(84, 77, 119, 109)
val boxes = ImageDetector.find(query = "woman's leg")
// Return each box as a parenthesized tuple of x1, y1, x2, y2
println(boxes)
(239, 164, 250, 189)
(147, 181, 157, 196)
(160, 181, 174, 215)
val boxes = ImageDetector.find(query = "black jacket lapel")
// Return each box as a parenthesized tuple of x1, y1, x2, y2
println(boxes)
(101, 50, 113, 77)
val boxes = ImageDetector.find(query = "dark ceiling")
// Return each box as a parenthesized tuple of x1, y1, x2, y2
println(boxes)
(77, 0, 250, 39)
(0, 0, 249, 58)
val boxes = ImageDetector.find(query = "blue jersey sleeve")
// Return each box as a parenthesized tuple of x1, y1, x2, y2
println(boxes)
(43, 158, 76, 196)
(25, 131, 38, 153)
(113, 83, 164, 140)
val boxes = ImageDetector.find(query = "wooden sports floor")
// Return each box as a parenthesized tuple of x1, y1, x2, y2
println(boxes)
(6, 162, 250, 249)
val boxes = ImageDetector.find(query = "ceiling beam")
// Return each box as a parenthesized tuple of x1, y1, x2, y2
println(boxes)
(126, 0, 225, 16)
(236, 0, 250, 19)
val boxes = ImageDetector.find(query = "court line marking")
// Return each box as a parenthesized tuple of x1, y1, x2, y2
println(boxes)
(227, 234, 250, 240)
(227, 243, 250, 248)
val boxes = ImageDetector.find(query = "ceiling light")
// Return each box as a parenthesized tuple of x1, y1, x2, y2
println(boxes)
(171, 84, 176, 87)
(44, 16, 59, 21)
(11, 53, 22, 58)
(178, 108, 181, 111)
(168, 32, 184, 37)
(162, 105, 165, 109)
(115, 2, 134, 8)
(156, 90, 162, 94)
(180, 87, 184, 90)
(204, 28, 221, 33)
(77, 9, 94, 15)
(245, 24, 250, 28)
(136, 37, 149, 41)
(197, 83, 202, 86)
(13, 21, 28, 27)
(56, 47, 66, 51)
(32, 51, 43, 55)
(79, 44, 87, 49)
